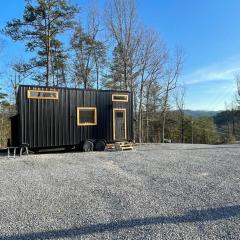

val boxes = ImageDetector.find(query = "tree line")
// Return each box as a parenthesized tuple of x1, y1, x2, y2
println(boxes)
(214, 75, 240, 143)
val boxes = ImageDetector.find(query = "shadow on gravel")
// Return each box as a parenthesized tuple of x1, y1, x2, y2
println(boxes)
(1, 205, 239, 239)
(184, 146, 240, 151)
(0, 148, 79, 157)
(138, 145, 240, 152)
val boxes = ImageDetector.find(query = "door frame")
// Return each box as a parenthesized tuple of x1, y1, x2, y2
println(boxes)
(113, 108, 127, 141)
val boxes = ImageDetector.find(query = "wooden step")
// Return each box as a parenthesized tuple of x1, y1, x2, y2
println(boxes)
(115, 142, 133, 151)
(105, 144, 116, 151)
(120, 144, 131, 147)
(106, 144, 115, 148)
(121, 146, 133, 151)
(105, 142, 134, 151)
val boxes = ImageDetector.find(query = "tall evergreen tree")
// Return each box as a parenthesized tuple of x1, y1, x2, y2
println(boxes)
(3, 0, 79, 86)
(51, 39, 68, 86)
(103, 44, 127, 90)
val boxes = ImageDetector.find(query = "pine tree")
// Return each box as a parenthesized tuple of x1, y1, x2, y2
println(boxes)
(71, 24, 106, 89)
(103, 44, 126, 90)
(51, 39, 68, 86)
(3, 0, 79, 86)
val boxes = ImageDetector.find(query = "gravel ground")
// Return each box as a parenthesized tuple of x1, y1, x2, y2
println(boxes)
(0, 144, 239, 240)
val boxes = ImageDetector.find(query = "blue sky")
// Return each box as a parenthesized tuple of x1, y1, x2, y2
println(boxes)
(1, 0, 240, 110)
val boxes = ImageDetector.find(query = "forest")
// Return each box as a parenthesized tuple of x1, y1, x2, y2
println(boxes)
(0, 0, 239, 148)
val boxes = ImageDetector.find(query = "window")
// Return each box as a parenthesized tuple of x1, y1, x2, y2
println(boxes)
(77, 107, 97, 126)
(116, 111, 124, 118)
(112, 94, 128, 102)
(27, 90, 58, 100)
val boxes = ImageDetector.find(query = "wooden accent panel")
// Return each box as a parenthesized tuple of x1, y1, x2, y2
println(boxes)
(112, 94, 128, 102)
(27, 89, 59, 100)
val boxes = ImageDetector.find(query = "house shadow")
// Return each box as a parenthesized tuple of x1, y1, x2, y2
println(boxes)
(159, 145, 240, 151)
(184, 146, 240, 151)
(1, 205, 239, 240)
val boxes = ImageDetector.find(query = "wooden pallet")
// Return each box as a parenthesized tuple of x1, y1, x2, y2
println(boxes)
(105, 142, 133, 151)
(105, 144, 116, 151)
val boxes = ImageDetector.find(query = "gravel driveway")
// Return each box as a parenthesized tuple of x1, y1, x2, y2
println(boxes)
(0, 144, 239, 239)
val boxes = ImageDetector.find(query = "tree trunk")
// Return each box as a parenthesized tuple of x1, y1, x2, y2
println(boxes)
(124, 60, 128, 90)
(181, 112, 184, 143)
(46, 4, 51, 87)
(146, 90, 150, 143)
(162, 94, 168, 143)
(138, 75, 144, 143)
(96, 63, 99, 90)
(162, 110, 166, 143)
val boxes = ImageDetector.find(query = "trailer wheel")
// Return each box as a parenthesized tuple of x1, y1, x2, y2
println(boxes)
(83, 140, 93, 152)
(94, 140, 106, 151)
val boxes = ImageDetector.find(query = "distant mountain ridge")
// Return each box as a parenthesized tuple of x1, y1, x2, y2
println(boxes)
(184, 110, 220, 118)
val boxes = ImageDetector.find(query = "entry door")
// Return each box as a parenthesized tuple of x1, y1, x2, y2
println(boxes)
(113, 109, 127, 141)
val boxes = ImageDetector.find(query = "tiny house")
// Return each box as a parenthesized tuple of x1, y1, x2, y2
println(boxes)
(11, 85, 133, 151)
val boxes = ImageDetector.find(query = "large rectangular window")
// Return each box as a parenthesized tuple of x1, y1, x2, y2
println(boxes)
(77, 107, 97, 126)
(27, 90, 58, 100)
(112, 94, 128, 102)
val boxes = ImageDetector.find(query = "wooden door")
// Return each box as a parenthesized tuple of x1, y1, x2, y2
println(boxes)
(113, 109, 126, 141)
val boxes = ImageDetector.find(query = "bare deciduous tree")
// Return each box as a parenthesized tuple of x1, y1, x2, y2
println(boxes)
(9, 61, 33, 100)
(235, 73, 240, 107)
(104, 0, 140, 91)
(144, 79, 161, 142)
(71, 2, 106, 89)
(175, 85, 186, 143)
(161, 48, 184, 142)
(137, 28, 167, 142)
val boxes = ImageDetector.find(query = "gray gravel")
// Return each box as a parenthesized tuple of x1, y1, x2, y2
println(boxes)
(0, 144, 240, 240)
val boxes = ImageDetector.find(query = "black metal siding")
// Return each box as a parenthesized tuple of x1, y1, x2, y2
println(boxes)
(10, 115, 20, 147)
(14, 85, 133, 148)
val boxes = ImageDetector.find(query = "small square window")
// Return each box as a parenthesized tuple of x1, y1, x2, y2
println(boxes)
(77, 107, 97, 126)
(112, 94, 128, 102)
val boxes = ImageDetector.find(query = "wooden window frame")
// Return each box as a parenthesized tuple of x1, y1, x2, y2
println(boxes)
(113, 108, 127, 140)
(77, 107, 97, 126)
(112, 94, 128, 102)
(27, 89, 59, 100)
